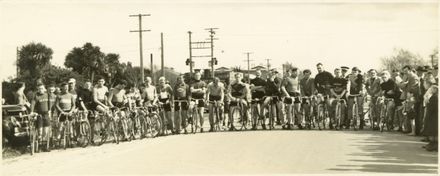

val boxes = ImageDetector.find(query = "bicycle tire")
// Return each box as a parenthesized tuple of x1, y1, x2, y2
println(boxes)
(81, 122, 91, 148)
(29, 125, 35, 155)
(150, 114, 161, 137)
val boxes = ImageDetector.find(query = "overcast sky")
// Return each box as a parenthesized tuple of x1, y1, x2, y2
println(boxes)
(0, 0, 438, 80)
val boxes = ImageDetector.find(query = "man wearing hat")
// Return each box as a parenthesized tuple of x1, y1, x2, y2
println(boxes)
(263, 69, 284, 127)
(365, 69, 382, 130)
(341, 66, 350, 79)
(347, 67, 365, 129)
(68, 78, 79, 102)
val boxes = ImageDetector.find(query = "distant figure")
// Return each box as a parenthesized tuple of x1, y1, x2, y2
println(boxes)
(13, 82, 30, 108)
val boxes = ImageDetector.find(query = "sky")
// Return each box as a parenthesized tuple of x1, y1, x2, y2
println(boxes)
(0, 0, 438, 80)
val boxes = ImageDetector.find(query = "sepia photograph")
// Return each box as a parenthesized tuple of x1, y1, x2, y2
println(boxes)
(1, 0, 438, 175)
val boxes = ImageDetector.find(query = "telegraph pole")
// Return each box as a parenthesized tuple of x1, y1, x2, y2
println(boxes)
(265, 59, 271, 72)
(161, 33, 164, 77)
(150, 53, 154, 85)
(243, 52, 253, 83)
(205, 28, 219, 79)
(16, 47, 19, 78)
(188, 31, 193, 79)
(130, 13, 151, 83)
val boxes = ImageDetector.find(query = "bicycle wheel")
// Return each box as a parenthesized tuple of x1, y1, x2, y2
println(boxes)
(80, 122, 91, 148)
(150, 114, 161, 137)
(112, 120, 120, 144)
(192, 108, 199, 134)
(352, 105, 358, 131)
(232, 107, 244, 131)
(29, 125, 36, 155)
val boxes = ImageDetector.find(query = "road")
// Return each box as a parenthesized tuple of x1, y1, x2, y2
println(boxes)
(2, 121, 438, 175)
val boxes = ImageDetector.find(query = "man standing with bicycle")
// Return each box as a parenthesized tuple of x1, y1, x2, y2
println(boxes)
(400, 65, 421, 136)
(366, 69, 382, 130)
(300, 69, 315, 129)
(262, 69, 282, 129)
(228, 73, 251, 131)
(347, 67, 365, 129)
(55, 83, 76, 141)
(281, 67, 301, 130)
(379, 71, 403, 130)
(30, 83, 52, 151)
(189, 72, 207, 133)
(157, 77, 174, 135)
(174, 76, 190, 134)
(77, 81, 95, 143)
(329, 70, 348, 129)
(206, 77, 225, 132)
(250, 70, 266, 130)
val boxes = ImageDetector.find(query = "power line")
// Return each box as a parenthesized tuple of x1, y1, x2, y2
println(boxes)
(129, 13, 151, 83)
(205, 27, 219, 79)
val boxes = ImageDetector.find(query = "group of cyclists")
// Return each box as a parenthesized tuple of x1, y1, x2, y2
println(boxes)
(19, 62, 439, 152)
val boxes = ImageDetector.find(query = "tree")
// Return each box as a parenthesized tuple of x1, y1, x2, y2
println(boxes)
(65, 43, 105, 83)
(43, 65, 86, 86)
(380, 48, 427, 72)
(16, 42, 53, 89)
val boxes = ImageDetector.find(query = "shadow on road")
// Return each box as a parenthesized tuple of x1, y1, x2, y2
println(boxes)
(327, 130, 438, 173)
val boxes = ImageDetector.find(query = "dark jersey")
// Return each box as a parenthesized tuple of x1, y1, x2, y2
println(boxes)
(331, 77, 348, 94)
(190, 80, 206, 99)
(380, 79, 402, 101)
(77, 88, 93, 110)
(230, 82, 247, 97)
(250, 77, 266, 99)
(265, 78, 281, 96)
(315, 71, 334, 94)
(348, 74, 364, 94)
(32, 93, 50, 113)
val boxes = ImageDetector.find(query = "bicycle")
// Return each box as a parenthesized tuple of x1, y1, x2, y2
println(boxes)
(130, 107, 145, 139)
(92, 110, 111, 145)
(315, 94, 329, 130)
(333, 98, 347, 130)
(19, 113, 40, 155)
(378, 97, 395, 132)
(250, 98, 263, 130)
(57, 112, 74, 149)
(208, 100, 223, 132)
(229, 98, 249, 131)
(368, 96, 380, 130)
(263, 96, 279, 130)
(348, 94, 363, 131)
(111, 106, 129, 142)
(282, 96, 298, 130)
(175, 100, 188, 134)
(74, 110, 91, 147)
(144, 105, 162, 138)
(301, 96, 315, 130)
(189, 98, 203, 133)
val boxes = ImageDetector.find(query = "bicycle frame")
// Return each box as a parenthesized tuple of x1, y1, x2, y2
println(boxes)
(190, 98, 203, 133)
(175, 100, 188, 133)
(301, 96, 315, 129)
(334, 98, 346, 130)
(348, 94, 362, 130)
(208, 100, 222, 132)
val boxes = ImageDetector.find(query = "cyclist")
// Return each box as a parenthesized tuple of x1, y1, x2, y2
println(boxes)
(365, 69, 382, 130)
(77, 81, 95, 143)
(281, 67, 302, 130)
(400, 65, 421, 135)
(206, 77, 225, 132)
(141, 77, 158, 107)
(30, 83, 51, 148)
(55, 82, 76, 141)
(156, 77, 174, 134)
(300, 69, 315, 128)
(189, 72, 207, 133)
(228, 73, 251, 131)
(262, 69, 282, 129)
(329, 69, 349, 129)
(250, 70, 267, 130)
(126, 85, 142, 110)
(68, 78, 78, 102)
(108, 79, 129, 140)
(174, 75, 190, 134)
(347, 67, 365, 129)
(315, 63, 334, 96)
(93, 77, 110, 114)
(379, 71, 403, 130)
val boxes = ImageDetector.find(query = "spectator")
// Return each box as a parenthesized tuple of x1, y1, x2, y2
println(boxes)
(422, 85, 438, 152)
(13, 82, 30, 108)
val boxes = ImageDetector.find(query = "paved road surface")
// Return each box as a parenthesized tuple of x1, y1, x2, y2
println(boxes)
(3, 127, 437, 175)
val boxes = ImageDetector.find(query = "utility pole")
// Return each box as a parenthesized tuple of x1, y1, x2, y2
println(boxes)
(16, 47, 19, 78)
(243, 52, 253, 83)
(150, 53, 154, 85)
(188, 31, 193, 79)
(205, 28, 219, 79)
(265, 59, 271, 71)
(129, 13, 151, 83)
(161, 33, 164, 77)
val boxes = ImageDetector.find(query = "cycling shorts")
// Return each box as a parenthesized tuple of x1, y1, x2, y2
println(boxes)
(159, 98, 172, 111)
(284, 92, 301, 104)
(59, 111, 73, 122)
(191, 99, 205, 108)
(174, 98, 189, 111)
(36, 112, 51, 128)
